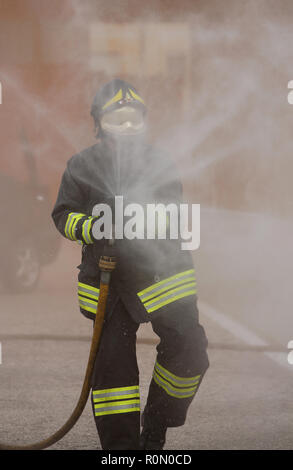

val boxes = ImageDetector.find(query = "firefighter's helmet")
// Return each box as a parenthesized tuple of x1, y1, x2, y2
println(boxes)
(91, 79, 147, 137)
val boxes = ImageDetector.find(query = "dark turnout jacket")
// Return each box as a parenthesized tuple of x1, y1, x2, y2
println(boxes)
(52, 138, 197, 323)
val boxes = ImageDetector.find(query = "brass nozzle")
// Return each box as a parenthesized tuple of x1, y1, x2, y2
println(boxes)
(99, 255, 117, 272)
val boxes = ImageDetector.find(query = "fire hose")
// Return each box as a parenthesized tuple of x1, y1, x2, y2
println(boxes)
(0, 245, 116, 450)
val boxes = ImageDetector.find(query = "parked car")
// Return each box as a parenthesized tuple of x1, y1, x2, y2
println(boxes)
(0, 173, 61, 293)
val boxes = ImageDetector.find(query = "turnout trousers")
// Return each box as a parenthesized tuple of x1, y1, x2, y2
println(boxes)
(90, 295, 209, 450)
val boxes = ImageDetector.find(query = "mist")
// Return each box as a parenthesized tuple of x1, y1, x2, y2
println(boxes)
(0, 0, 293, 450)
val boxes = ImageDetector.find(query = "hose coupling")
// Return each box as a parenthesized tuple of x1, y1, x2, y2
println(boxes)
(99, 255, 117, 272)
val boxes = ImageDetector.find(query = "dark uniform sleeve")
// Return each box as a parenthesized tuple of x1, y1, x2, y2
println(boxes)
(51, 159, 97, 245)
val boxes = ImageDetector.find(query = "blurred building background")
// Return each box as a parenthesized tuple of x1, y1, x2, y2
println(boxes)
(1, 0, 292, 216)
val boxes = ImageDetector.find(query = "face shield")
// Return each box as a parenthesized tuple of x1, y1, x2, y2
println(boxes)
(100, 106, 145, 137)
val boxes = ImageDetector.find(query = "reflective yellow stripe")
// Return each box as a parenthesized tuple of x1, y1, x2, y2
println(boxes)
(94, 407, 140, 417)
(93, 385, 139, 395)
(78, 295, 97, 314)
(94, 399, 140, 417)
(80, 305, 97, 314)
(64, 212, 72, 239)
(94, 399, 140, 409)
(138, 269, 195, 299)
(129, 88, 145, 105)
(93, 392, 139, 403)
(78, 290, 98, 301)
(78, 282, 99, 294)
(155, 360, 200, 387)
(95, 400, 140, 416)
(139, 276, 196, 303)
(78, 282, 99, 301)
(87, 218, 93, 243)
(65, 212, 85, 240)
(64, 212, 76, 240)
(82, 218, 94, 244)
(144, 282, 197, 313)
(78, 295, 97, 306)
(71, 214, 84, 241)
(153, 372, 197, 399)
(68, 213, 79, 240)
(93, 385, 140, 403)
(102, 88, 123, 110)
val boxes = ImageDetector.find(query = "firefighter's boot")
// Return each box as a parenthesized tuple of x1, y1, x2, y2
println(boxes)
(139, 414, 167, 450)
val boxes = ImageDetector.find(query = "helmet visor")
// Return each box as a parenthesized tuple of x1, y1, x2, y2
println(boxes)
(100, 106, 145, 136)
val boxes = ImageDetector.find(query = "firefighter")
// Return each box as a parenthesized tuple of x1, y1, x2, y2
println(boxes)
(51, 79, 209, 450)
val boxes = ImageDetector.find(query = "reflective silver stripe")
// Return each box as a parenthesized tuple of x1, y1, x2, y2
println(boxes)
(153, 369, 198, 393)
(78, 282, 99, 293)
(139, 272, 196, 302)
(144, 282, 197, 312)
(93, 385, 139, 395)
(79, 296, 97, 314)
(78, 295, 97, 306)
(138, 269, 195, 301)
(93, 388, 139, 402)
(82, 219, 93, 244)
(65, 212, 81, 240)
(155, 361, 200, 387)
(80, 305, 97, 315)
(64, 212, 75, 239)
(78, 284, 99, 300)
(153, 371, 197, 399)
(95, 402, 140, 413)
(94, 400, 140, 416)
(71, 214, 84, 241)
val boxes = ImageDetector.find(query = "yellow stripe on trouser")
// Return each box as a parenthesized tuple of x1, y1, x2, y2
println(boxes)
(93, 386, 139, 403)
(144, 282, 197, 313)
(153, 372, 198, 399)
(78, 295, 98, 314)
(92, 386, 140, 416)
(138, 269, 195, 301)
(78, 282, 99, 314)
(78, 282, 99, 300)
(94, 399, 140, 416)
(154, 360, 200, 387)
(153, 363, 201, 399)
(137, 270, 197, 314)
